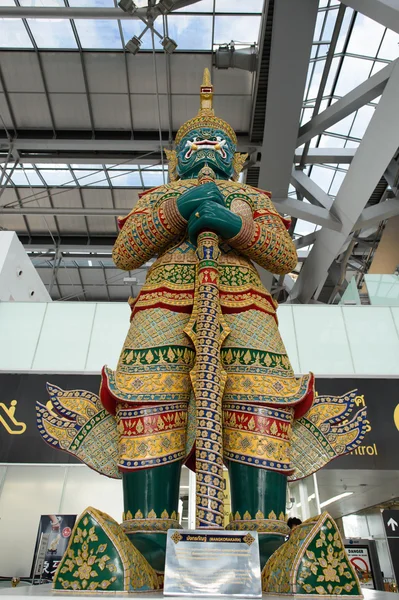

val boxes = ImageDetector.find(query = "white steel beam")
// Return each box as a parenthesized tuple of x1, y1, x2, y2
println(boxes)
(294, 148, 356, 164)
(258, 0, 319, 196)
(290, 59, 399, 303)
(341, 0, 399, 35)
(0, 0, 202, 19)
(0, 138, 257, 155)
(272, 197, 342, 230)
(294, 231, 318, 249)
(297, 61, 394, 147)
(291, 168, 334, 210)
(0, 196, 341, 230)
(355, 196, 399, 229)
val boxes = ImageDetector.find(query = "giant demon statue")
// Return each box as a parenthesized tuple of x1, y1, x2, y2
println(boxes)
(37, 70, 367, 597)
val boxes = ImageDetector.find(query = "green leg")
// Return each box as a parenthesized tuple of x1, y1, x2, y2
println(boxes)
(122, 461, 183, 573)
(123, 461, 182, 517)
(227, 462, 288, 567)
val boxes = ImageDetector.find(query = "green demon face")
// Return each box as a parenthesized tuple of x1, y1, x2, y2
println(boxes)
(176, 127, 236, 179)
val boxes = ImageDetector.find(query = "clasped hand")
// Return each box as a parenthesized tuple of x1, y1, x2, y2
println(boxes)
(176, 182, 242, 244)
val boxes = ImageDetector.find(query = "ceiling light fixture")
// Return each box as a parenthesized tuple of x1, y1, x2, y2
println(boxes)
(319, 492, 353, 508)
(125, 35, 142, 55)
(118, 0, 137, 14)
(158, 0, 174, 14)
(162, 35, 178, 54)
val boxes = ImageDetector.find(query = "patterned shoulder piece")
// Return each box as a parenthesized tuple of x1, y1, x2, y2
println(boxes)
(36, 383, 121, 479)
(289, 389, 368, 481)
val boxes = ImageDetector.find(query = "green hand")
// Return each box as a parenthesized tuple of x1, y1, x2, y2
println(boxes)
(188, 200, 242, 245)
(176, 182, 225, 221)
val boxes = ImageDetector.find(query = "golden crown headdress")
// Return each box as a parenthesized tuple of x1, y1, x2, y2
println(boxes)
(175, 68, 237, 146)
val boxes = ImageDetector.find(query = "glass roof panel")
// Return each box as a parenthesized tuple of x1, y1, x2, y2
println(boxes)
(215, 0, 263, 13)
(318, 134, 346, 148)
(320, 7, 338, 42)
(27, 18, 78, 48)
(326, 112, 355, 137)
(305, 59, 326, 101)
(350, 105, 375, 139)
(333, 56, 372, 97)
(214, 15, 261, 46)
(0, 18, 33, 47)
(378, 29, 399, 61)
(142, 170, 165, 187)
(294, 220, 317, 236)
(36, 163, 69, 169)
(72, 163, 107, 169)
(69, 0, 115, 5)
(41, 170, 76, 186)
(73, 169, 107, 186)
(347, 13, 385, 58)
(309, 165, 335, 192)
(0, 0, 16, 5)
(73, 19, 123, 49)
(19, 0, 64, 5)
(335, 7, 354, 53)
(10, 169, 43, 186)
(328, 170, 345, 196)
(166, 15, 212, 50)
(174, 0, 213, 12)
(110, 171, 142, 187)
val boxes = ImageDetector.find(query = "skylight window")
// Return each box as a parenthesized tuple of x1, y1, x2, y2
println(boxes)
(73, 19, 123, 49)
(26, 18, 78, 49)
(0, 18, 33, 47)
(167, 15, 212, 51)
(214, 15, 261, 46)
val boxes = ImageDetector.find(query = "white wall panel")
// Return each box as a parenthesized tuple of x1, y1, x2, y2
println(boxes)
(277, 305, 300, 373)
(0, 303, 46, 370)
(1, 303, 399, 376)
(293, 306, 355, 375)
(32, 303, 96, 371)
(342, 306, 399, 375)
(59, 466, 123, 524)
(85, 302, 130, 371)
(0, 465, 66, 577)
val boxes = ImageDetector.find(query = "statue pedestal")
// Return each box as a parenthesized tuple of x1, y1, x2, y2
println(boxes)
(0, 584, 395, 600)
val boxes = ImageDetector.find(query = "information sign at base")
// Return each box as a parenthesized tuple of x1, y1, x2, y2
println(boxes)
(163, 529, 262, 598)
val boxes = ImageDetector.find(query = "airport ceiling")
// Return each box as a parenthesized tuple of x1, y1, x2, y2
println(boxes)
(0, 0, 398, 303)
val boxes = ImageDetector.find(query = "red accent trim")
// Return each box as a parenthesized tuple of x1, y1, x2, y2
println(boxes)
(293, 373, 315, 419)
(100, 367, 118, 415)
(224, 409, 291, 440)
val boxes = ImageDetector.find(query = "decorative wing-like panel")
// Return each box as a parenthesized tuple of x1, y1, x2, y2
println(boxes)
(36, 383, 121, 479)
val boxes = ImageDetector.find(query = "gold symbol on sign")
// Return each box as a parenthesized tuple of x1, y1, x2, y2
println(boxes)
(243, 533, 255, 547)
(0, 400, 27, 435)
(394, 404, 399, 432)
(171, 532, 183, 545)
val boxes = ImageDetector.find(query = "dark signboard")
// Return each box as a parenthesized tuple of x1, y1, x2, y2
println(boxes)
(0, 374, 100, 464)
(0, 374, 398, 469)
(30, 514, 77, 580)
(383, 511, 399, 586)
(383, 510, 399, 538)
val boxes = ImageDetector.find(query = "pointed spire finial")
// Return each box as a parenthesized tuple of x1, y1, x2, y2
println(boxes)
(202, 67, 211, 87)
(198, 67, 214, 116)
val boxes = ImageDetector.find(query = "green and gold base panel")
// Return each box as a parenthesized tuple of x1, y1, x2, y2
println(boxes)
(52, 506, 160, 593)
(262, 512, 363, 598)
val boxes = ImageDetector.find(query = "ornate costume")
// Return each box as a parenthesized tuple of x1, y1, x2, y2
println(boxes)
(36, 69, 367, 596)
